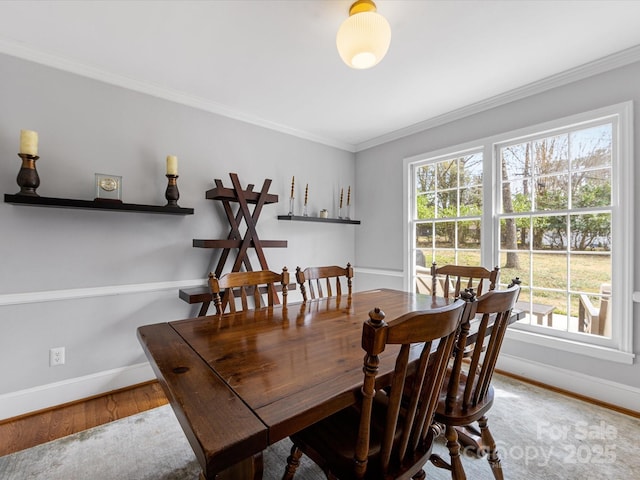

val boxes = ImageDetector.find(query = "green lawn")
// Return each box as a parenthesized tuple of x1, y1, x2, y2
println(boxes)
(420, 249, 611, 317)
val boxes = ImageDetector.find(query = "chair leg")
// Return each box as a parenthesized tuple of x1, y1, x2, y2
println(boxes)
(454, 424, 485, 457)
(445, 424, 466, 480)
(429, 422, 453, 472)
(412, 468, 426, 480)
(478, 415, 503, 480)
(282, 444, 303, 480)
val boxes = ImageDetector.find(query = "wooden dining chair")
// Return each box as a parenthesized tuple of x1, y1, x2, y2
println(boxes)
(208, 268, 289, 314)
(430, 263, 500, 298)
(429, 283, 520, 480)
(295, 263, 353, 301)
(282, 296, 476, 480)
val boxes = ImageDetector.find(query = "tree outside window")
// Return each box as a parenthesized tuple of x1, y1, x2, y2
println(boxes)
(499, 124, 612, 336)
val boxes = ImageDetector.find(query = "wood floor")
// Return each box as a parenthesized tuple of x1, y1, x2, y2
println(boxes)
(1, 373, 637, 459)
(0, 381, 168, 457)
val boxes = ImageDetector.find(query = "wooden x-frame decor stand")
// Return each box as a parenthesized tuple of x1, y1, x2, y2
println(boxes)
(179, 173, 287, 316)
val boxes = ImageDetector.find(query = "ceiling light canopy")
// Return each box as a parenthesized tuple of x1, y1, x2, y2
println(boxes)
(336, 0, 391, 70)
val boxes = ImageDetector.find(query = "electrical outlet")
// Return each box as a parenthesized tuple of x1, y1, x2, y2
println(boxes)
(50, 347, 65, 366)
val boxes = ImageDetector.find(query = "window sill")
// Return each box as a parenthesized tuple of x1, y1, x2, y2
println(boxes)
(505, 328, 635, 364)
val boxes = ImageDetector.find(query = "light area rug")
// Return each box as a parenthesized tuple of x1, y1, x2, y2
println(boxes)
(1, 374, 638, 479)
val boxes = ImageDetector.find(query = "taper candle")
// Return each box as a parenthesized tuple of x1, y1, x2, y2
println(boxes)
(290, 176, 295, 198)
(339, 188, 344, 208)
(166, 155, 178, 175)
(20, 130, 38, 156)
(347, 186, 351, 206)
(304, 184, 308, 205)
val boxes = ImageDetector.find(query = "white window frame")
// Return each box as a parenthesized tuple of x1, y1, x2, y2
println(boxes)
(408, 147, 485, 276)
(404, 102, 634, 364)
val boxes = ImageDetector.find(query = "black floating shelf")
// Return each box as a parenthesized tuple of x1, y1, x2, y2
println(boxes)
(4, 194, 194, 215)
(277, 215, 360, 225)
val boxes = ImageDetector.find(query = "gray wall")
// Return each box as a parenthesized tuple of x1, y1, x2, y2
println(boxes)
(0, 54, 355, 410)
(3, 50, 639, 416)
(354, 60, 640, 394)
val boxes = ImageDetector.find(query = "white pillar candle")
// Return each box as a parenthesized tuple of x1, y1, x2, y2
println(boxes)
(20, 130, 38, 156)
(166, 155, 178, 175)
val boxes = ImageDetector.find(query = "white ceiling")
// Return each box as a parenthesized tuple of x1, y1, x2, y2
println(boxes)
(2, 0, 640, 152)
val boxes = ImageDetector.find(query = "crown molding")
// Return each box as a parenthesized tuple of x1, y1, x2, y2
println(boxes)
(0, 38, 356, 153)
(355, 44, 640, 152)
(3, 37, 639, 155)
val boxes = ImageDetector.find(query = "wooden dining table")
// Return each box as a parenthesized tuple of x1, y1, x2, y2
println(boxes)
(138, 288, 466, 479)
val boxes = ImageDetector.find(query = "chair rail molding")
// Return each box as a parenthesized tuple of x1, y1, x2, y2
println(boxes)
(0, 279, 207, 306)
(352, 267, 403, 277)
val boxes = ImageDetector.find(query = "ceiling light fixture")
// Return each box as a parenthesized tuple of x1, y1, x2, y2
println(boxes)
(336, 0, 391, 70)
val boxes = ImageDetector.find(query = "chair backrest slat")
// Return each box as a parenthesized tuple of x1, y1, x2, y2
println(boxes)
(446, 285, 520, 414)
(296, 263, 353, 302)
(430, 263, 500, 298)
(208, 268, 289, 314)
(354, 296, 474, 478)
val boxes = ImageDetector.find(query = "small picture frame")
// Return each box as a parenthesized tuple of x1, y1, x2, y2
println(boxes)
(95, 173, 122, 202)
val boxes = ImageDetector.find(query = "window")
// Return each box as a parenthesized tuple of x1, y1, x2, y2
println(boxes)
(412, 151, 483, 275)
(498, 123, 612, 338)
(406, 103, 633, 362)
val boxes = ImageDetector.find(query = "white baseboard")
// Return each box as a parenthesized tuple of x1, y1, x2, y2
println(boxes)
(0, 362, 156, 421)
(497, 353, 640, 413)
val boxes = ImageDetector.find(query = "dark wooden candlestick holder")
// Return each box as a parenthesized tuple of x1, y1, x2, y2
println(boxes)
(165, 174, 180, 207)
(16, 153, 40, 196)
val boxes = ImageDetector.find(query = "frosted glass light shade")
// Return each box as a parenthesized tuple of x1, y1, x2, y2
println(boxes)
(336, 10, 391, 69)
